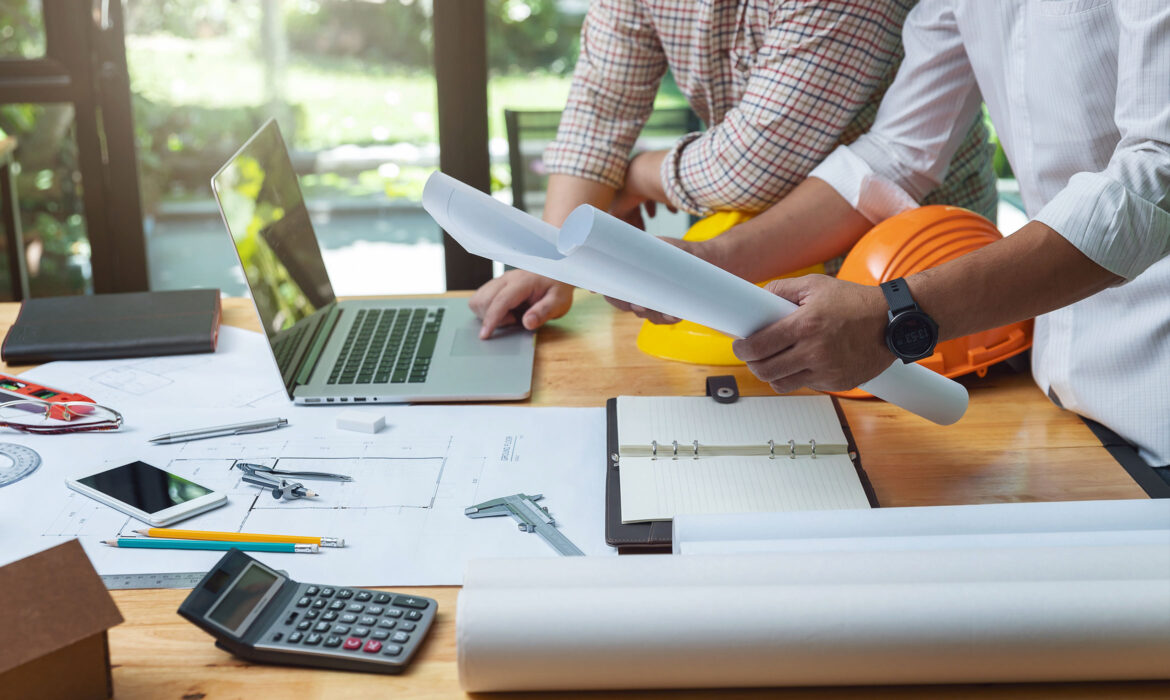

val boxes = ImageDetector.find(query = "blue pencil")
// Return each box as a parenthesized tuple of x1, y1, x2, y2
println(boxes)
(102, 537, 318, 553)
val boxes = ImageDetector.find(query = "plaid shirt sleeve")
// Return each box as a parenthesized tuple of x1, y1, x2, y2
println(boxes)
(662, 3, 910, 216)
(543, 0, 667, 189)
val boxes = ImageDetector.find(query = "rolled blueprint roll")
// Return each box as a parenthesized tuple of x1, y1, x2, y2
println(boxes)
(457, 579, 1170, 691)
(423, 172, 968, 424)
(462, 543, 1170, 590)
(672, 498, 1170, 554)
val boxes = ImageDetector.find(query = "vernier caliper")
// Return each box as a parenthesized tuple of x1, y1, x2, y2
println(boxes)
(465, 493, 584, 556)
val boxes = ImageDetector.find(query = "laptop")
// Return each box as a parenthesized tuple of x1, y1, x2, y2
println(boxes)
(211, 119, 534, 404)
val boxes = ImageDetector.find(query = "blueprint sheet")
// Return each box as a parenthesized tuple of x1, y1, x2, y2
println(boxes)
(19, 325, 292, 410)
(0, 404, 609, 585)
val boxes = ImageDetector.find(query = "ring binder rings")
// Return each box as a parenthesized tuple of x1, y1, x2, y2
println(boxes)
(630, 439, 846, 459)
(605, 394, 879, 553)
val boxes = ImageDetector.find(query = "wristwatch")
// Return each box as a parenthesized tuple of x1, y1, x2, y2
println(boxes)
(880, 277, 938, 363)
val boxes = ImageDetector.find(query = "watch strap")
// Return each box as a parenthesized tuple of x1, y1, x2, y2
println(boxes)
(880, 278, 917, 316)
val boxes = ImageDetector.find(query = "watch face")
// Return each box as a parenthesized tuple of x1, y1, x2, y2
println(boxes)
(888, 312, 937, 359)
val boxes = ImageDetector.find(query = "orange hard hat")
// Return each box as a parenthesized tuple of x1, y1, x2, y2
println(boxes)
(832, 205, 1032, 398)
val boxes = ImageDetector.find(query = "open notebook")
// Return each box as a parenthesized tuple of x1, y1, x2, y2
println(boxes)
(613, 395, 875, 525)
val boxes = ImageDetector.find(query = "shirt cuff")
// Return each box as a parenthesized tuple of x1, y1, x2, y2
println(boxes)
(809, 146, 919, 224)
(1033, 172, 1170, 281)
(659, 132, 708, 217)
(543, 140, 630, 190)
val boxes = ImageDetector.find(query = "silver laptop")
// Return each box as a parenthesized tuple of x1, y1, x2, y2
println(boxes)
(211, 119, 534, 404)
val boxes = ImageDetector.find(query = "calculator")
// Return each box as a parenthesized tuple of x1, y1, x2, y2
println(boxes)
(178, 549, 437, 673)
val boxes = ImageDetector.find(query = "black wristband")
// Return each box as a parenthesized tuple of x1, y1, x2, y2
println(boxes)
(880, 278, 916, 317)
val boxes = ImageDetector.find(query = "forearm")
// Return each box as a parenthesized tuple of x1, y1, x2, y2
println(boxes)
(625, 150, 667, 204)
(907, 221, 1121, 340)
(543, 174, 617, 226)
(704, 178, 873, 281)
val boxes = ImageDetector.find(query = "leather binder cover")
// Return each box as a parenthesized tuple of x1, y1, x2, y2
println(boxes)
(2, 289, 222, 363)
(605, 396, 879, 554)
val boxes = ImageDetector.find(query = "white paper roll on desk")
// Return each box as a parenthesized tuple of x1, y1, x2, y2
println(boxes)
(672, 498, 1170, 554)
(457, 578, 1170, 691)
(462, 543, 1170, 591)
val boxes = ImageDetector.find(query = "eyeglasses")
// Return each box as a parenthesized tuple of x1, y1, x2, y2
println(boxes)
(0, 400, 124, 434)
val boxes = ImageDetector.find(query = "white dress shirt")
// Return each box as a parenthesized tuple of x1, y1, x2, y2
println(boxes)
(809, 0, 1170, 464)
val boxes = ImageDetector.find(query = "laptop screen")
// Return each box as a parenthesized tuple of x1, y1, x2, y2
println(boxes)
(212, 120, 336, 341)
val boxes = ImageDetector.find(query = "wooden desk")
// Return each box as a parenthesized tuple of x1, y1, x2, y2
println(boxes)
(3, 294, 1161, 699)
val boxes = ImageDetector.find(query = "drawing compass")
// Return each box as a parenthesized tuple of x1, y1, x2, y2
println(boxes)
(465, 493, 584, 556)
(236, 462, 352, 482)
(233, 462, 318, 501)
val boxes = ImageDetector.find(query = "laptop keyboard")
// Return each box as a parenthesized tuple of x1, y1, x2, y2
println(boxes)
(273, 322, 311, 372)
(327, 308, 444, 385)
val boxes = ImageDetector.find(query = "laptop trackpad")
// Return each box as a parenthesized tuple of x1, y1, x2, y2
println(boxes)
(451, 327, 528, 356)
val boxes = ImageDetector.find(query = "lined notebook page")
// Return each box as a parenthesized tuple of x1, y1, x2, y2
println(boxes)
(616, 395, 847, 454)
(620, 454, 871, 523)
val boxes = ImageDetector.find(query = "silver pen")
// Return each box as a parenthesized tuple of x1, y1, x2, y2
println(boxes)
(148, 417, 289, 444)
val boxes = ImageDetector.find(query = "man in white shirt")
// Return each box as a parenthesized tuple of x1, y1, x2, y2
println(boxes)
(670, 1, 1170, 464)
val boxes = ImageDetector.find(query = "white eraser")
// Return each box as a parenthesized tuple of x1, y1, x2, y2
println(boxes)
(336, 410, 385, 434)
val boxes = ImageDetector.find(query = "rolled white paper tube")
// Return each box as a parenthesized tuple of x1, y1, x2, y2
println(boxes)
(672, 499, 1170, 554)
(462, 544, 1170, 590)
(424, 174, 969, 424)
(457, 579, 1170, 691)
(679, 529, 1170, 556)
(560, 206, 969, 425)
(559, 204, 801, 338)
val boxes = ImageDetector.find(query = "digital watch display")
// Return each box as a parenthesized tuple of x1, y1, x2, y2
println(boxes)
(880, 278, 938, 362)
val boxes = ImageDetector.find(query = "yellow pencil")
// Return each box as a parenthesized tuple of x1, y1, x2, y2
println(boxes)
(135, 528, 344, 548)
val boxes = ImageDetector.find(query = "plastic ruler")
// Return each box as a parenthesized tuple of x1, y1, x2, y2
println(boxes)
(101, 572, 206, 590)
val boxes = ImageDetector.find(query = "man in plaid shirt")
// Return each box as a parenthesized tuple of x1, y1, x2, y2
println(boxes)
(470, 0, 996, 338)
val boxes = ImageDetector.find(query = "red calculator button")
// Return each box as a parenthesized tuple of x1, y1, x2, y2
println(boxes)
(343, 637, 362, 651)
(363, 640, 382, 653)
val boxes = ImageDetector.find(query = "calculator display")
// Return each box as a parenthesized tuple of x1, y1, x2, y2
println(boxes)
(207, 563, 281, 635)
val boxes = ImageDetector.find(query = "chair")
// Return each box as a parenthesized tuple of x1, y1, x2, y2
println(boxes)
(504, 106, 703, 216)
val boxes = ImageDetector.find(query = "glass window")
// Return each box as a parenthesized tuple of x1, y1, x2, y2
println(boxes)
(0, 1, 47, 59)
(0, 103, 93, 298)
(126, 0, 446, 296)
(486, 0, 692, 240)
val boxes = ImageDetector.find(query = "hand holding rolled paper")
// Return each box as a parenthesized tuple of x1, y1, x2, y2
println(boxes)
(422, 172, 968, 425)
(731, 274, 901, 396)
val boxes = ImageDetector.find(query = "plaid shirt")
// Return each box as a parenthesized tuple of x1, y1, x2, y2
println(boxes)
(544, 0, 997, 219)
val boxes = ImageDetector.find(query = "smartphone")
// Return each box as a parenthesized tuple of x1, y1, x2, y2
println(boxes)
(66, 460, 228, 526)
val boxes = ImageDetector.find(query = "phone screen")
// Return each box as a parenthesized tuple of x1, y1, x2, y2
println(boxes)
(76, 461, 214, 514)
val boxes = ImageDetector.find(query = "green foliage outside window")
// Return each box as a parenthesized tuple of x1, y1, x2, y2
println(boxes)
(283, 0, 580, 76)
(0, 4, 90, 297)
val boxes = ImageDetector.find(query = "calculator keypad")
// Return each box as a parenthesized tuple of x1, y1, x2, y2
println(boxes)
(258, 583, 436, 670)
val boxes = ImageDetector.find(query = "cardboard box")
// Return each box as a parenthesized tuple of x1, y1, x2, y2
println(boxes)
(0, 539, 124, 700)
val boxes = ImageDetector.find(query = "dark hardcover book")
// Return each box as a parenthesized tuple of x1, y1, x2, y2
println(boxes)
(2, 289, 222, 363)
